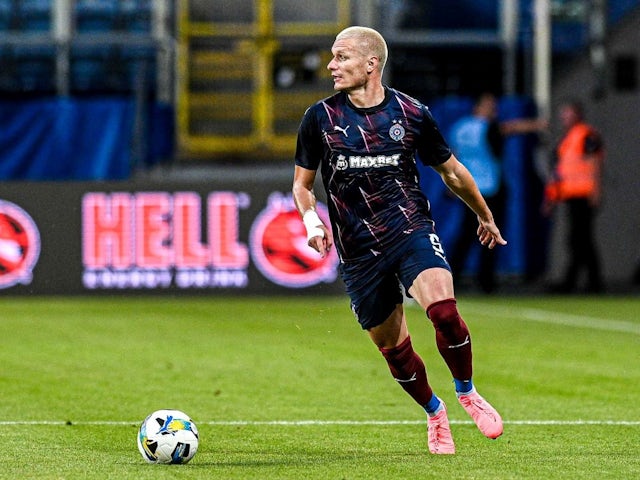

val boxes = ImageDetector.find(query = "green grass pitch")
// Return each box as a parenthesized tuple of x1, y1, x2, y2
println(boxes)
(0, 295, 638, 479)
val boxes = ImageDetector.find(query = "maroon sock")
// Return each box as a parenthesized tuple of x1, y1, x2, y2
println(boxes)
(379, 335, 433, 407)
(426, 298, 473, 380)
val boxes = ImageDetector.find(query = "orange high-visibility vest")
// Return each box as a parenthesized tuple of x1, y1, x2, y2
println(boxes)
(546, 123, 602, 201)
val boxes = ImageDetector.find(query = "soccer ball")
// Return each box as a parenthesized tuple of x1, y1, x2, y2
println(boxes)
(137, 409, 199, 464)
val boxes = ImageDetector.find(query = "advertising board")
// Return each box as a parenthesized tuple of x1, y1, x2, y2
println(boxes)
(0, 179, 342, 295)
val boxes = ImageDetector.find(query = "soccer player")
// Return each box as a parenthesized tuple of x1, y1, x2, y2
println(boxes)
(292, 26, 505, 454)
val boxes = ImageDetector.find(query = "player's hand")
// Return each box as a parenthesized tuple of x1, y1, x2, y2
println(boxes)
(477, 220, 507, 250)
(308, 225, 334, 258)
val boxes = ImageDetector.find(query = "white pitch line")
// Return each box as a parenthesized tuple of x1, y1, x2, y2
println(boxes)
(205, 420, 640, 426)
(466, 304, 640, 335)
(0, 420, 638, 426)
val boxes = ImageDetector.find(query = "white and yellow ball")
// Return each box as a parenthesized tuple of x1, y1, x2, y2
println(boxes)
(137, 409, 199, 464)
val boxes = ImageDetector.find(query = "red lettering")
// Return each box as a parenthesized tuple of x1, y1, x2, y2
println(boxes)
(173, 192, 209, 267)
(83, 191, 250, 272)
(135, 193, 172, 268)
(82, 193, 132, 268)
(208, 192, 248, 268)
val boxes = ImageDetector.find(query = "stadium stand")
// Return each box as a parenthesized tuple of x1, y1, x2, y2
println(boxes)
(0, 0, 158, 96)
(0, 0, 638, 172)
(72, 0, 155, 94)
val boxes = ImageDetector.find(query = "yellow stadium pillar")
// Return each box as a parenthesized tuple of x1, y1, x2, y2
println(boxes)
(253, 0, 278, 148)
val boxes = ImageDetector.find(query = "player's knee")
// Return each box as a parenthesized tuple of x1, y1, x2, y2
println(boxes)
(426, 298, 459, 325)
(426, 298, 469, 341)
(379, 335, 426, 382)
(379, 335, 412, 362)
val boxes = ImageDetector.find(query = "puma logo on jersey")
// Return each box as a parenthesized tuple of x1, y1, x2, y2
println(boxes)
(334, 125, 350, 137)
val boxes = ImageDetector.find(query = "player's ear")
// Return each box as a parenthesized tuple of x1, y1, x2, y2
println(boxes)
(367, 56, 377, 73)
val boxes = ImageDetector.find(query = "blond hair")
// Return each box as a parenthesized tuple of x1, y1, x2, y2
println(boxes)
(335, 26, 388, 72)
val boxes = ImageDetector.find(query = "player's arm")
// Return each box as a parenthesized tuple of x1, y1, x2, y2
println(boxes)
(432, 154, 507, 249)
(292, 165, 333, 257)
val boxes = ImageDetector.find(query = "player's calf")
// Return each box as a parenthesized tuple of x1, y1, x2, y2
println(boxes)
(426, 298, 472, 380)
(379, 335, 433, 406)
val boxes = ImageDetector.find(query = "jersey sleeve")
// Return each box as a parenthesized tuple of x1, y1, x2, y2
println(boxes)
(295, 106, 323, 170)
(415, 106, 452, 166)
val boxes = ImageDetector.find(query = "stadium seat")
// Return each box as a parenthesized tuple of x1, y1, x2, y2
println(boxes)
(11, 45, 56, 93)
(75, 0, 117, 32)
(118, 0, 152, 33)
(15, 0, 52, 32)
(71, 44, 130, 93)
(70, 44, 157, 94)
(0, 0, 12, 30)
(0, 47, 18, 93)
(70, 47, 109, 93)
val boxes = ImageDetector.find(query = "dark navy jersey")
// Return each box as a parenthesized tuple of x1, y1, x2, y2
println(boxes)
(295, 86, 452, 262)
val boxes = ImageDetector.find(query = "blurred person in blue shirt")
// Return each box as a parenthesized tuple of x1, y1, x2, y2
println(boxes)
(448, 93, 547, 293)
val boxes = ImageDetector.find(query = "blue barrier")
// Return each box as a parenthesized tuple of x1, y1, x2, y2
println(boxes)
(0, 97, 172, 181)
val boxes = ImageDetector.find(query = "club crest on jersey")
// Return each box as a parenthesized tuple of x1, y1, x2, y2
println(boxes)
(389, 121, 405, 142)
(335, 154, 349, 171)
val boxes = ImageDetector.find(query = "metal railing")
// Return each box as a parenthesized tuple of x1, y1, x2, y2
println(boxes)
(175, 0, 350, 159)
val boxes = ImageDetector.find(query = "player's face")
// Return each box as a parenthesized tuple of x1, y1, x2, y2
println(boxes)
(327, 38, 370, 92)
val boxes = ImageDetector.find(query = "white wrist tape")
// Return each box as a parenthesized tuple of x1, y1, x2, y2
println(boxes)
(302, 210, 325, 241)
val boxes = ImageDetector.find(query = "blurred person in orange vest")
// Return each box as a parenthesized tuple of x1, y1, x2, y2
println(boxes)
(544, 99, 604, 293)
